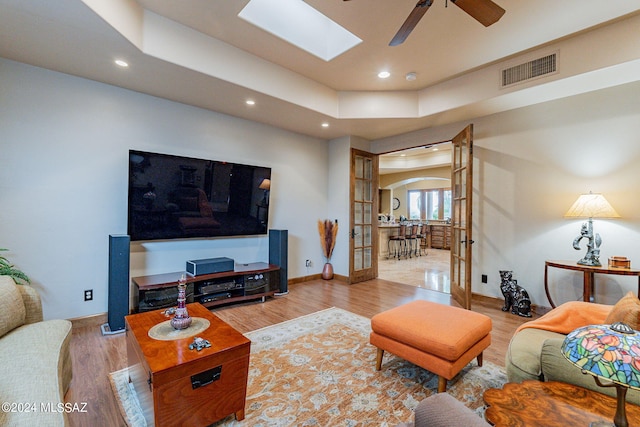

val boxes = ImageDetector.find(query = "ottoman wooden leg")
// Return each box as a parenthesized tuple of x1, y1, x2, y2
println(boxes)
(376, 348, 384, 371)
(476, 352, 483, 367)
(437, 376, 447, 393)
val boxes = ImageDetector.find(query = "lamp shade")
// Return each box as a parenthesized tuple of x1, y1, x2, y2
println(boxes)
(564, 193, 620, 219)
(259, 178, 271, 190)
(561, 323, 640, 390)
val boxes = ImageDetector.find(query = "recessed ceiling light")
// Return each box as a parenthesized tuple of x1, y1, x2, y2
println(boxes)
(378, 71, 391, 79)
(246, 99, 256, 105)
(114, 59, 129, 68)
(406, 72, 417, 81)
(321, 122, 329, 128)
(432, 147, 439, 151)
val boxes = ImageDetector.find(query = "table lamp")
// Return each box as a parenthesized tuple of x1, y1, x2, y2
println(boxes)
(564, 192, 620, 267)
(259, 178, 271, 206)
(561, 323, 640, 427)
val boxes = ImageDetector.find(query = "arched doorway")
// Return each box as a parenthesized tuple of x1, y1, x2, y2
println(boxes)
(377, 144, 452, 293)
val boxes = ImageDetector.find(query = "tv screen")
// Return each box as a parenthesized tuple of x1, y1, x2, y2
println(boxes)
(127, 150, 271, 241)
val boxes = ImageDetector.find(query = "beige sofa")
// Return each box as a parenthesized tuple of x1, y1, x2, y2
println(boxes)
(0, 276, 73, 426)
(506, 297, 640, 406)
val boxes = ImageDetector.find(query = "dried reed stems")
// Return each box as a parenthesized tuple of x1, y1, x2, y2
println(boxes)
(317, 219, 338, 262)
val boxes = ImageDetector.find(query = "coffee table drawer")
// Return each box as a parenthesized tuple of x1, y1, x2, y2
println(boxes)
(153, 352, 250, 426)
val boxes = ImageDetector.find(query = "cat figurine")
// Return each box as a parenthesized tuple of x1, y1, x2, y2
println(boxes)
(499, 270, 532, 317)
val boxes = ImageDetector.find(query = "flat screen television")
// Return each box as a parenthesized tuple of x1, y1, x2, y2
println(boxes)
(127, 150, 271, 241)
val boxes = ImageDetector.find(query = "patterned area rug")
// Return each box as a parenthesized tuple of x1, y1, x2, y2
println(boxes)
(109, 307, 506, 426)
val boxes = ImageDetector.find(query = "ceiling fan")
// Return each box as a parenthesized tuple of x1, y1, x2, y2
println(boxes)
(345, 0, 505, 46)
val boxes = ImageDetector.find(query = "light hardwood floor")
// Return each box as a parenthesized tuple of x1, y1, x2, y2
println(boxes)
(378, 248, 451, 292)
(65, 278, 539, 427)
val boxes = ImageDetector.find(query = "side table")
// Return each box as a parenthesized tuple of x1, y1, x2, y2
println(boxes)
(484, 380, 640, 426)
(126, 303, 250, 426)
(544, 260, 640, 308)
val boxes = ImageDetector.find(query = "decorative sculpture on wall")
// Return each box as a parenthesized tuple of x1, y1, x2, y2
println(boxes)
(499, 270, 532, 317)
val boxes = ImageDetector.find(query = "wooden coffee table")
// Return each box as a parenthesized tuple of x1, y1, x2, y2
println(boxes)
(126, 303, 250, 426)
(484, 380, 640, 426)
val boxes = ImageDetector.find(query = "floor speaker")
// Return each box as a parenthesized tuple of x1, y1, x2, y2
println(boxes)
(102, 234, 130, 335)
(269, 229, 288, 295)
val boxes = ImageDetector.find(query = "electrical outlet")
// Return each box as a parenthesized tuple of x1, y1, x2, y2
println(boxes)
(84, 289, 93, 301)
(305, 259, 311, 268)
(481, 274, 488, 284)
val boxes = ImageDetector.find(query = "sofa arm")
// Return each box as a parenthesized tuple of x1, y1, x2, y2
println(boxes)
(506, 328, 564, 383)
(17, 284, 44, 324)
(541, 338, 640, 406)
(412, 393, 490, 427)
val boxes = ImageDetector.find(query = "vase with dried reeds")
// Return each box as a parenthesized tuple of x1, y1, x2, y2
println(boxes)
(317, 219, 338, 280)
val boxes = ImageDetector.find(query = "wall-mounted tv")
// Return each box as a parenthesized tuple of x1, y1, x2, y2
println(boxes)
(128, 150, 271, 241)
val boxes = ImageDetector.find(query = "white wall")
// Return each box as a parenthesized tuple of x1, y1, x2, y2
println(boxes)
(4, 56, 640, 320)
(472, 81, 640, 306)
(325, 137, 351, 276)
(0, 58, 329, 320)
(374, 80, 640, 308)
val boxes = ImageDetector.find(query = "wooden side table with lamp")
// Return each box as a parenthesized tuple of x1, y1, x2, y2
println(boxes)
(546, 192, 640, 308)
(544, 260, 640, 308)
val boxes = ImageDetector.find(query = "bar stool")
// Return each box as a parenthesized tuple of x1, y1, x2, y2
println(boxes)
(416, 223, 429, 256)
(405, 224, 420, 258)
(387, 224, 406, 259)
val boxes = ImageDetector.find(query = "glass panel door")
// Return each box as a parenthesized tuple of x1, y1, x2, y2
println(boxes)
(450, 125, 474, 310)
(350, 149, 378, 283)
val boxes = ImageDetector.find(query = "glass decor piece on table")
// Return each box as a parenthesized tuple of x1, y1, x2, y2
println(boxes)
(170, 274, 192, 330)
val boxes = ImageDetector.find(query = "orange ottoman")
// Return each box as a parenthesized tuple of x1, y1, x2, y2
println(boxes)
(370, 300, 492, 392)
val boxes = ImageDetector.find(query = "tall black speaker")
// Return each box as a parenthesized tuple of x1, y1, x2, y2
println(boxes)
(269, 229, 288, 295)
(102, 234, 130, 335)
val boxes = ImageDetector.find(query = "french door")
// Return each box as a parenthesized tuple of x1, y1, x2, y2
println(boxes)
(349, 149, 379, 283)
(450, 125, 474, 309)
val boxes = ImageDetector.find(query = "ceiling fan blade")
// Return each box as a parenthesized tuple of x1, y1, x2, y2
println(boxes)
(450, 0, 505, 27)
(389, 0, 432, 47)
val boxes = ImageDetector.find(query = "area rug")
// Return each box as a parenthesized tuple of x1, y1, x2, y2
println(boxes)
(109, 307, 506, 426)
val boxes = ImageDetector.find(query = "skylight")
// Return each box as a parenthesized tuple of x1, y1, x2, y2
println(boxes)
(238, 0, 362, 62)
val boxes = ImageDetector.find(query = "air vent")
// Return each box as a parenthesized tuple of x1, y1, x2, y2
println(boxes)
(501, 53, 557, 88)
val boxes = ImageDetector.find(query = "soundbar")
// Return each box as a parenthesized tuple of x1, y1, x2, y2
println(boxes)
(186, 257, 234, 276)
